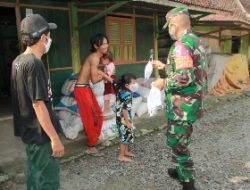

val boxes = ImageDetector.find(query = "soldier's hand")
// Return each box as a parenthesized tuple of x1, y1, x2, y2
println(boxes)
(51, 137, 65, 158)
(152, 60, 165, 70)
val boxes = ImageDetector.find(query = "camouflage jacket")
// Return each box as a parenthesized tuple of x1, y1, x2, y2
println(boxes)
(165, 31, 206, 122)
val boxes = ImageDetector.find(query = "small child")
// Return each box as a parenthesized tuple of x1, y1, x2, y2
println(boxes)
(115, 73, 139, 162)
(102, 51, 116, 116)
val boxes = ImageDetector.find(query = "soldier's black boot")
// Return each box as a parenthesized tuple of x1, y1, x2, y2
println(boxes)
(167, 168, 179, 180)
(181, 180, 196, 190)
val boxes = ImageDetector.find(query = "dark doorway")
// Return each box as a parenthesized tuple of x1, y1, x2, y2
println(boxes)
(231, 36, 241, 54)
(0, 7, 19, 119)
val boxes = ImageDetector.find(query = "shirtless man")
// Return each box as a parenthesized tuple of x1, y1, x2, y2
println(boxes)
(74, 33, 112, 156)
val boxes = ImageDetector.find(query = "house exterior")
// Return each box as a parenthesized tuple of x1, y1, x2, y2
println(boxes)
(0, 0, 250, 105)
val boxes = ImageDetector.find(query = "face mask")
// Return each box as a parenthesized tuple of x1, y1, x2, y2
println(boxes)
(44, 37, 52, 54)
(129, 83, 139, 92)
(169, 24, 177, 40)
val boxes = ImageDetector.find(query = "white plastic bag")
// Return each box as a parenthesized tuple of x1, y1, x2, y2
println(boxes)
(147, 84, 162, 116)
(145, 49, 154, 80)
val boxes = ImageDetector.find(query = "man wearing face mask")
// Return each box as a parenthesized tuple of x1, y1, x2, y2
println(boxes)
(11, 14, 64, 189)
(153, 7, 207, 190)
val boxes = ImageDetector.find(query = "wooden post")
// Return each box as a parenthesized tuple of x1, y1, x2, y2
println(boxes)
(15, 0, 23, 52)
(248, 31, 250, 67)
(153, 12, 159, 77)
(68, 0, 81, 73)
(219, 27, 221, 49)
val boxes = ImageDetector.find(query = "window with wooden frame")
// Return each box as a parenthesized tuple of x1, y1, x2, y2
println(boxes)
(106, 16, 136, 64)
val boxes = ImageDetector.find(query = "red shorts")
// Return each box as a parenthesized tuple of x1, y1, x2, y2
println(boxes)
(74, 84, 103, 146)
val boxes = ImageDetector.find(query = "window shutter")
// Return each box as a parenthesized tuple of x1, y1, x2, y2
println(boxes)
(106, 16, 135, 64)
(108, 21, 121, 62)
(123, 23, 133, 61)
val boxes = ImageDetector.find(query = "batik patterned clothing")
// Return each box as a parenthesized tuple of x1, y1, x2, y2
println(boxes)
(116, 90, 134, 144)
(165, 31, 206, 182)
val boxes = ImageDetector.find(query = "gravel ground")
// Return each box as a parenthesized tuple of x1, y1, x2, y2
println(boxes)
(1, 93, 250, 190)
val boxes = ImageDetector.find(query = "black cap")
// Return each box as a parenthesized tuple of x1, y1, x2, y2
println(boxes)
(20, 14, 57, 39)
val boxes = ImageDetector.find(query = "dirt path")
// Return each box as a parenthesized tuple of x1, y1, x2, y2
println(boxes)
(1, 93, 250, 190)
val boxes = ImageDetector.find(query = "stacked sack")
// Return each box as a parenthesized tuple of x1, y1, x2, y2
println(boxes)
(55, 77, 118, 142)
(54, 74, 83, 139)
(55, 75, 165, 140)
(130, 78, 152, 118)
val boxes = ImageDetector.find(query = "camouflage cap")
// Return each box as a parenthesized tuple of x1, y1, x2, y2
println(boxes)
(162, 7, 189, 30)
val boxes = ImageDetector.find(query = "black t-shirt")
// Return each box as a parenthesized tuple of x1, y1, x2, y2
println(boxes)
(11, 53, 61, 145)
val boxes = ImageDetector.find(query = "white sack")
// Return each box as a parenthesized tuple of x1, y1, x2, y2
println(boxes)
(136, 102, 148, 117)
(132, 97, 143, 118)
(58, 111, 83, 140)
(62, 124, 82, 139)
(137, 86, 150, 102)
(91, 81, 104, 96)
(98, 117, 118, 142)
(61, 79, 76, 96)
(96, 95, 104, 110)
(58, 110, 72, 121)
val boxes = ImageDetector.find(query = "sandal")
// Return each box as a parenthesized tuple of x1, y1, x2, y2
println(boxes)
(85, 149, 105, 157)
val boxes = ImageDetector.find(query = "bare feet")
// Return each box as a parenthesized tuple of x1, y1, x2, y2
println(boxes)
(125, 152, 135, 157)
(118, 155, 132, 162)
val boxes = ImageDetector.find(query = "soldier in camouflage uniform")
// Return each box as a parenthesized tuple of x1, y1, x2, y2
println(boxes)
(153, 7, 206, 190)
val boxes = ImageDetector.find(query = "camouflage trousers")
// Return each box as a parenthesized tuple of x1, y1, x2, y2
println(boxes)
(166, 119, 194, 182)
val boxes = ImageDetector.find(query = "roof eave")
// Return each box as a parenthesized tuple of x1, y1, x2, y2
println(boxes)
(196, 20, 250, 29)
(236, 0, 250, 17)
(132, 0, 228, 14)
